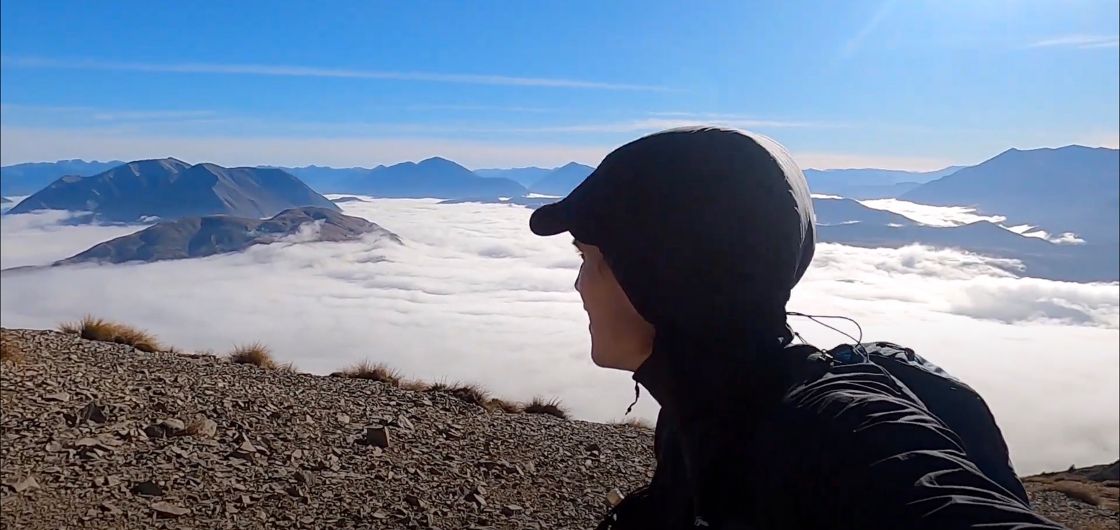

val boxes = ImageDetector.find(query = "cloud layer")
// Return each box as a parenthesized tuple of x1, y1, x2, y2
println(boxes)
(1, 198, 1117, 475)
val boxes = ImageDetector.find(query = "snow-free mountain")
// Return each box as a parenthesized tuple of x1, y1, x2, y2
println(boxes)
(529, 163, 595, 196)
(473, 167, 554, 188)
(57, 207, 399, 265)
(281, 158, 525, 198)
(8, 158, 338, 223)
(903, 146, 1120, 244)
(0, 159, 125, 196)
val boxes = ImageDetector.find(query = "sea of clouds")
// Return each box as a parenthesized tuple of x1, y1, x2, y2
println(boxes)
(1, 197, 1117, 475)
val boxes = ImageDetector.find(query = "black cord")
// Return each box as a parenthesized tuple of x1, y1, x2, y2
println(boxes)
(625, 381, 640, 415)
(787, 311, 864, 344)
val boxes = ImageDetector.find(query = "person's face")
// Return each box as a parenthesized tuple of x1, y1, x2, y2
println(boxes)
(574, 241, 655, 371)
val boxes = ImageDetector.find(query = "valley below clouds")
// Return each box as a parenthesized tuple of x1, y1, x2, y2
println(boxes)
(2, 197, 1117, 475)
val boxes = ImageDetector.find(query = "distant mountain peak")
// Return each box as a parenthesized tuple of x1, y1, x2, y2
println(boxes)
(9, 161, 337, 222)
(417, 156, 463, 168)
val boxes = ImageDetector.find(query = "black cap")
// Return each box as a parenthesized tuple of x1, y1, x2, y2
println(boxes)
(530, 126, 815, 332)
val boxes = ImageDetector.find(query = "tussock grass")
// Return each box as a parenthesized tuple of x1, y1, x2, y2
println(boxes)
(398, 379, 431, 392)
(429, 381, 491, 407)
(1048, 480, 1103, 506)
(276, 362, 299, 374)
(486, 398, 524, 414)
(611, 416, 654, 430)
(330, 360, 400, 384)
(0, 337, 24, 364)
(227, 342, 277, 369)
(59, 315, 162, 353)
(524, 397, 568, 419)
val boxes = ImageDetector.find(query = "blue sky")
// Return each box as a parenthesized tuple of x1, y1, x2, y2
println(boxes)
(1, 0, 1117, 169)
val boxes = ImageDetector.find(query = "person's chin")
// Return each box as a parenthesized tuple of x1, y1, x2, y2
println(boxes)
(589, 346, 612, 369)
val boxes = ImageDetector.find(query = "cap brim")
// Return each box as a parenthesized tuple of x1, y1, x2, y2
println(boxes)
(529, 201, 571, 236)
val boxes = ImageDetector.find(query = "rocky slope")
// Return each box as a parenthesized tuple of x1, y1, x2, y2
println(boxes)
(1, 328, 1114, 529)
(0, 329, 652, 529)
(57, 207, 399, 265)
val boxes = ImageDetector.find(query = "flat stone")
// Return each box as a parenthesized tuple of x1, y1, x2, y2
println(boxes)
(43, 392, 70, 402)
(192, 418, 218, 438)
(5, 475, 40, 493)
(151, 502, 189, 518)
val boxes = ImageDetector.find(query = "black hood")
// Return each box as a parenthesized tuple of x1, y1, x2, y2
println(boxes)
(532, 127, 815, 341)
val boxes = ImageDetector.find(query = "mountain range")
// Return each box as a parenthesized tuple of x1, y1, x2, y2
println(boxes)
(56, 207, 398, 265)
(8, 159, 338, 223)
(280, 158, 526, 198)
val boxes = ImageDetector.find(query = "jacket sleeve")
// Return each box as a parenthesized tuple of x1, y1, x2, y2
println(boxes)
(784, 361, 1065, 530)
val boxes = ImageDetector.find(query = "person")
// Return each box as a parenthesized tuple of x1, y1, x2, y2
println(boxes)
(529, 127, 1063, 529)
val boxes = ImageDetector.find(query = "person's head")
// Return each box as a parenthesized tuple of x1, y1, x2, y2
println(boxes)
(532, 127, 815, 372)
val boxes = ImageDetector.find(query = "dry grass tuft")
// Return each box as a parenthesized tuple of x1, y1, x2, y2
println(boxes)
(330, 360, 400, 385)
(1048, 480, 1103, 506)
(524, 397, 569, 419)
(59, 315, 163, 353)
(0, 336, 25, 364)
(398, 379, 431, 392)
(611, 416, 654, 430)
(227, 342, 277, 369)
(276, 362, 299, 374)
(485, 398, 524, 414)
(429, 381, 491, 407)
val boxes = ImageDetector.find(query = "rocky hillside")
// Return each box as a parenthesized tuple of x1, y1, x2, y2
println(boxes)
(57, 207, 399, 265)
(1, 328, 1115, 529)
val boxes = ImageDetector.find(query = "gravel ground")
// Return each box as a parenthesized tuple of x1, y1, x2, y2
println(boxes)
(1, 327, 1112, 529)
(1, 329, 653, 529)
(1025, 488, 1118, 530)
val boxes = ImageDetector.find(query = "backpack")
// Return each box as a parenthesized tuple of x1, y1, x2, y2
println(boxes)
(826, 341, 1030, 505)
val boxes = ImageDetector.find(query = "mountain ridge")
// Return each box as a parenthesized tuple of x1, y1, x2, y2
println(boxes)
(8, 159, 339, 223)
(902, 145, 1120, 244)
(56, 207, 398, 265)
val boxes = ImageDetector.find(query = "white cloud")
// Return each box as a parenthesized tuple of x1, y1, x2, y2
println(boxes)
(859, 198, 1006, 226)
(0, 209, 147, 268)
(1029, 35, 1120, 49)
(1, 200, 1117, 475)
(1, 56, 669, 92)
